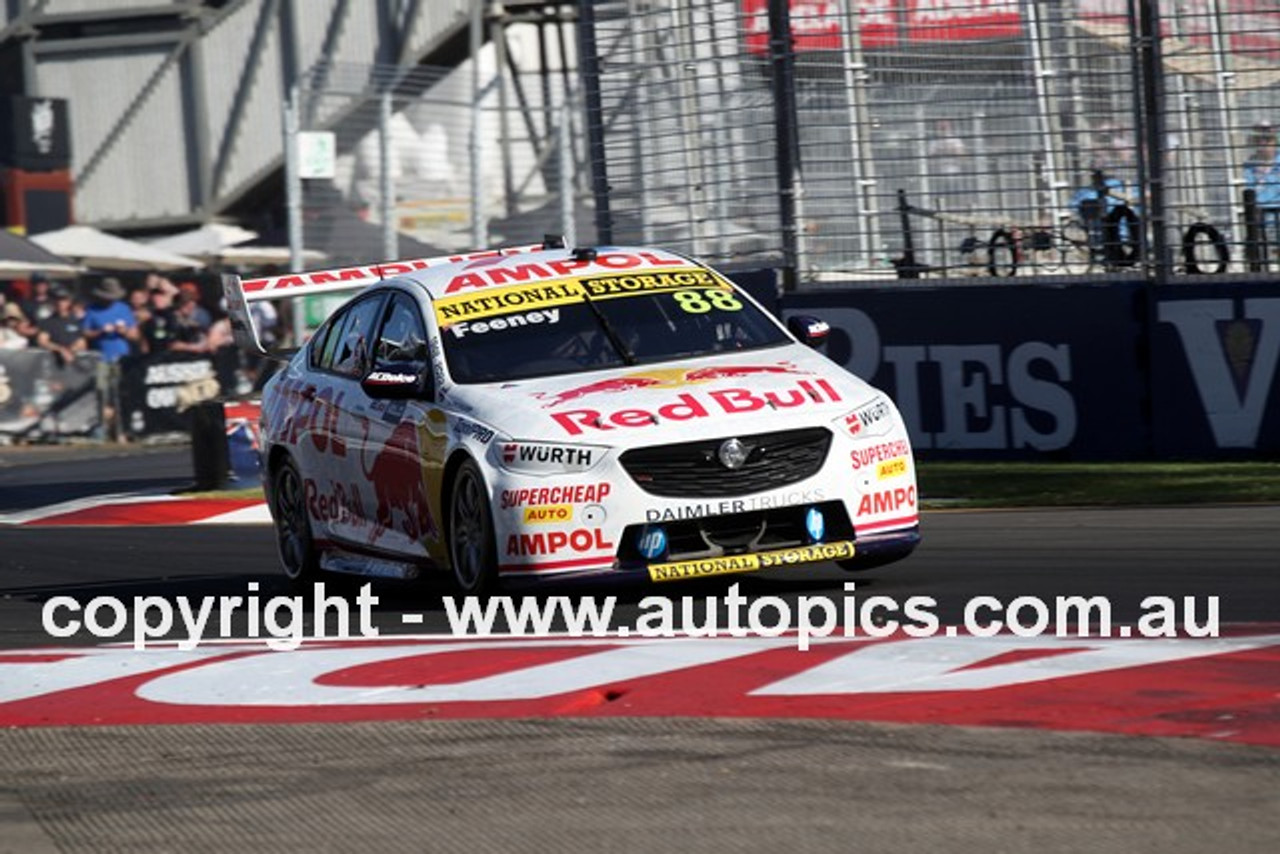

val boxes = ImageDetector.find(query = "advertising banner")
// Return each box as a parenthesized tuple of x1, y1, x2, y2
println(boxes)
(1152, 285, 1280, 456)
(0, 350, 99, 439)
(786, 280, 1280, 459)
(784, 282, 1149, 458)
(117, 348, 239, 438)
(740, 0, 1022, 55)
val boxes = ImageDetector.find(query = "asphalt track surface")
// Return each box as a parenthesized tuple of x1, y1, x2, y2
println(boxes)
(1, 445, 1277, 852)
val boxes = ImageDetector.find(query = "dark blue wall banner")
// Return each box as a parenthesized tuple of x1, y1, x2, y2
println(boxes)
(1153, 285, 1280, 457)
(784, 283, 1149, 459)
(785, 280, 1280, 459)
(117, 347, 240, 438)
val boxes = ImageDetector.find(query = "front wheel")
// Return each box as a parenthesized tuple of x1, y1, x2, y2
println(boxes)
(1182, 222, 1229, 275)
(1102, 205, 1141, 268)
(271, 457, 320, 583)
(448, 459, 498, 595)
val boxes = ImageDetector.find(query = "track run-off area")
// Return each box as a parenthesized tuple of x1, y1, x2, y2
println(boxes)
(1, 445, 1276, 853)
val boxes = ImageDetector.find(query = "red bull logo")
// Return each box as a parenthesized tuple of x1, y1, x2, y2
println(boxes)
(541, 364, 808, 408)
(551, 380, 843, 436)
(305, 478, 366, 527)
(361, 421, 437, 542)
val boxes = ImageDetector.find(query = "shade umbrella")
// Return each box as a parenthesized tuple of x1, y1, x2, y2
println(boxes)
(215, 245, 327, 267)
(0, 230, 83, 279)
(31, 225, 203, 271)
(148, 222, 259, 258)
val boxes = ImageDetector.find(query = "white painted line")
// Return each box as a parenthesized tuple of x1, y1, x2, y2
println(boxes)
(194, 503, 272, 525)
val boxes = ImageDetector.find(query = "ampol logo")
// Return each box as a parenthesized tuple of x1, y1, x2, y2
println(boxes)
(856, 486, 917, 517)
(505, 528, 615, 556)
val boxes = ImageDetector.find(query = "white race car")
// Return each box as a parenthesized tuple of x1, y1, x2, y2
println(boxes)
(224, 241, 919, 593)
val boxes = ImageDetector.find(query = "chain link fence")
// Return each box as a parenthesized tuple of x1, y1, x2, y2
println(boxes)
(288, 12, 587, 325)
(582, 0, 1280, 282)
(284, 1, 1280, 287)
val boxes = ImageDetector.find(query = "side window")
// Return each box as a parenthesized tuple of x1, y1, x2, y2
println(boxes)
(308, 317, 334, 370)
(332, 295, 385, 378)
(374, 293, 429, 365)
(316, 310, 352, 372)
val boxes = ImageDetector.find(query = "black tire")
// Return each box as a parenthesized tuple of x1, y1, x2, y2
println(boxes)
(448, 459, 498, 596)
(271, 457, 321, 583)
(1102, 204, 1141, 268)
(1182, 222, 1229, 275)
(987, 229, 1018, 277)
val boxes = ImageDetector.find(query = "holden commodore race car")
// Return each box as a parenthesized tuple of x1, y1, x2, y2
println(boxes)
(223, 241, 919, 593)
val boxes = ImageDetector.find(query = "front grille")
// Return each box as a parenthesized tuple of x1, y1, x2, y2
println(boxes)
(619, 427, 832, 498)
(617, 501, 855, 565)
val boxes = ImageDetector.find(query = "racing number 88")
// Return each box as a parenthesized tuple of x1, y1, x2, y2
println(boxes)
(673, 289, 742, 314)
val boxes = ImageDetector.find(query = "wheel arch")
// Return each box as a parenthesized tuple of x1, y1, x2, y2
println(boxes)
(440, 448, 481, 548)
(263, 444, 293, 508)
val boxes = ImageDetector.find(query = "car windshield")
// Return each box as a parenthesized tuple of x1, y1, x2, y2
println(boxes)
(435, 271, 790, 384)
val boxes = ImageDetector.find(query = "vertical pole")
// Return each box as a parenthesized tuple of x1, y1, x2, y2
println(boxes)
(897, 189, 918, 279)
(284, 84, 305, 346)
(470, 0, 487, 249)
(379, 89, 396, 260)
(626, 0, 652, 245)
(841, 0, 880, 269)
(1138, 0, 1170, 282)
(1207, 0, 1240, 251)
(768, 0, 800, 291)
(494, 11, 516, 217)
(559, 102, 577, 248)
(577, 0, 613, 244)
(1023, 0, 1063, 222)
(538, 16, 556, 191)
(1125, 0, 1151, 274)
(672, 0, 708, 256)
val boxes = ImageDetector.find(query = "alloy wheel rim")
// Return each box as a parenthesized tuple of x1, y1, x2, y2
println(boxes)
(275, 467, 307, 578)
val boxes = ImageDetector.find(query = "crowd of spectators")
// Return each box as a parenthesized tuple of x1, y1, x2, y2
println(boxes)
(0, 272, 250, 364)
(1, 272, 276, 441)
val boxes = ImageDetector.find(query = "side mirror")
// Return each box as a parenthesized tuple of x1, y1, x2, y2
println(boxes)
(361, 362, 431, 399)
(787, 315, 830, 349)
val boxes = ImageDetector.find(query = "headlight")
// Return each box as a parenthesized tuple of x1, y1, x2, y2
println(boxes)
(491, 439, 608, 474)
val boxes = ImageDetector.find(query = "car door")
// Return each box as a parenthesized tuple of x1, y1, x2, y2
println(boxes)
(306, 292, 386, 546)
(352, 291, 442, 558)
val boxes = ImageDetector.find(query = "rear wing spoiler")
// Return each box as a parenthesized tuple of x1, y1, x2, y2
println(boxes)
(221, 241, 555, 358)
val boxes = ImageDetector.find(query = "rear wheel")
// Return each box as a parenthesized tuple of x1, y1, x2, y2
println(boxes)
(271, 457, 320, 583)
(449, 459, 497, 595)
(987, 229, 1018, 277)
